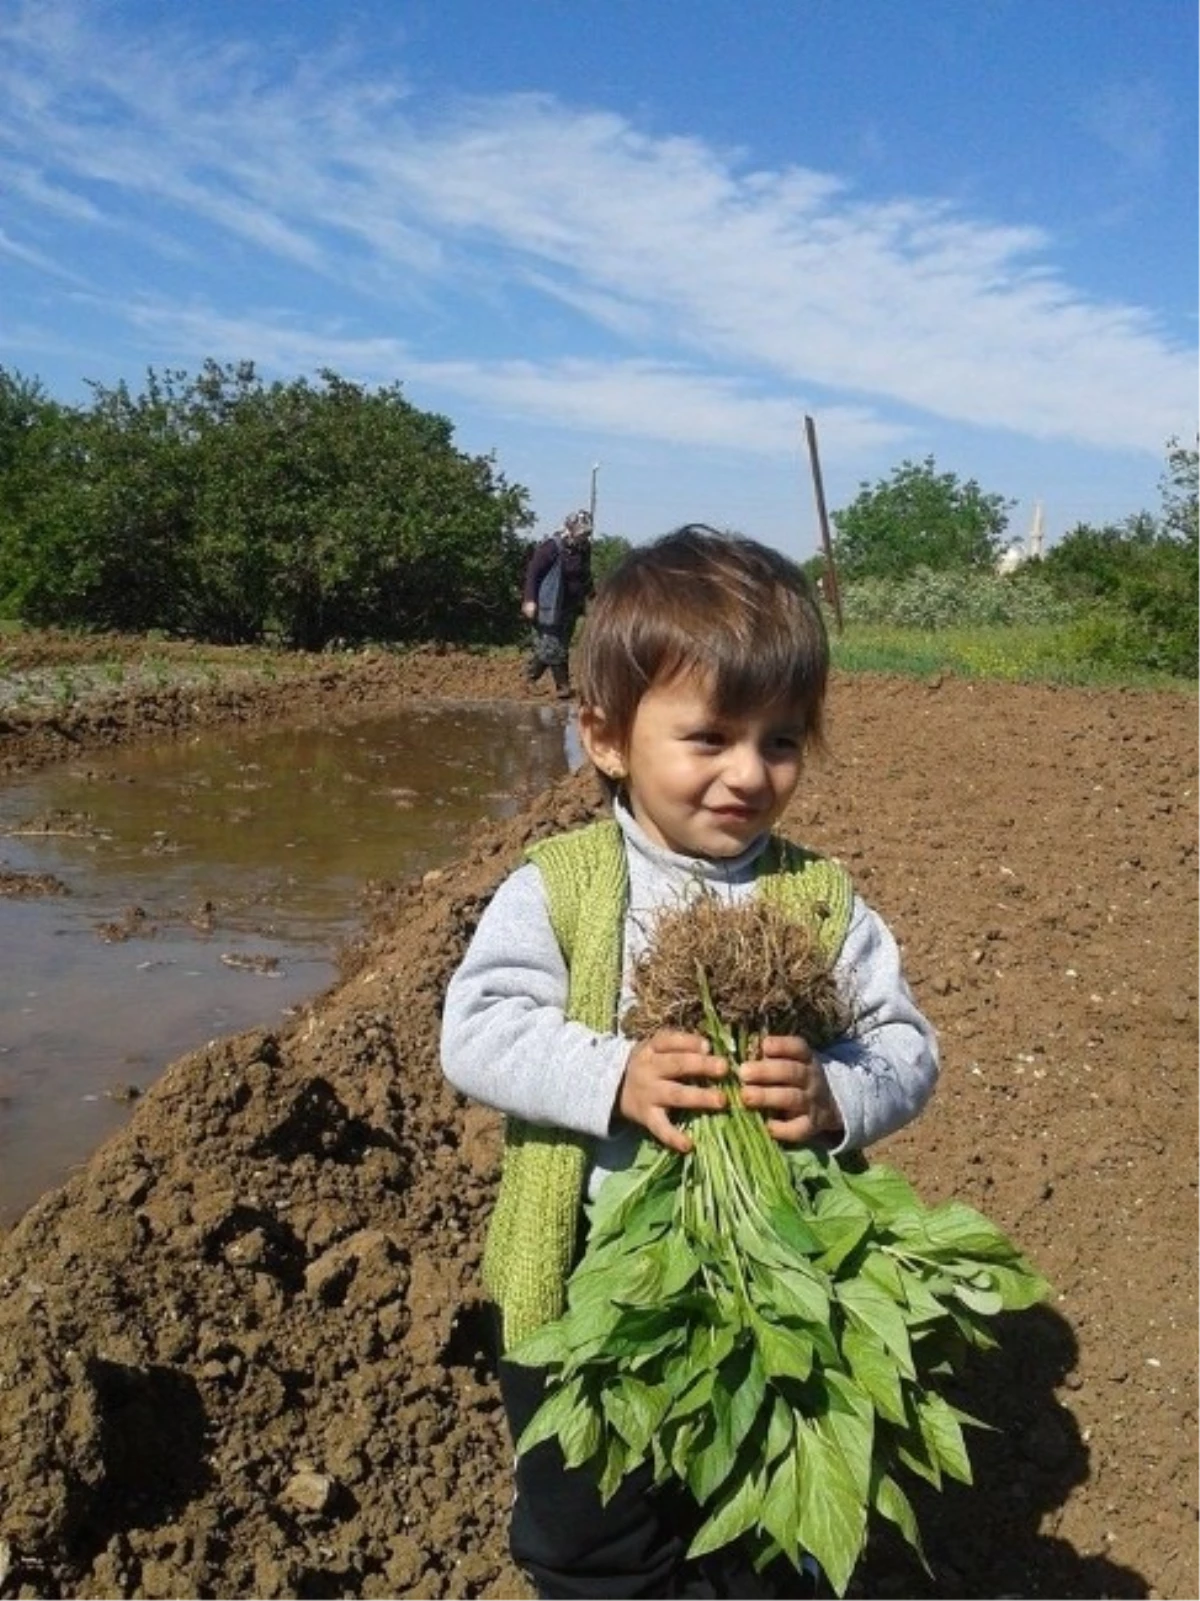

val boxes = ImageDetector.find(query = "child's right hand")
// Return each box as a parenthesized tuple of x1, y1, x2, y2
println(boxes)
(618, 1031, 728, 1154)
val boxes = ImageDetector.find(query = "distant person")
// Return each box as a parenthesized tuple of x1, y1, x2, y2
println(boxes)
(521, 509, 594, 698)
(443, 524, 939, 1600)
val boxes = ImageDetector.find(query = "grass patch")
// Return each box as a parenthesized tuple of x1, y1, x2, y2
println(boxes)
(830, 622, 1196, 691)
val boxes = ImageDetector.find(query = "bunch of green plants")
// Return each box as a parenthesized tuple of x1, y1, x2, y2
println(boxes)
(508, 897, 1048, 1596)
(839, 567, 1075, 631)
(1042, 517, 1197, 679)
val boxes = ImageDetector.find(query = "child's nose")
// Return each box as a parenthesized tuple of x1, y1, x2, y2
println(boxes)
(725, 743, 768, 790)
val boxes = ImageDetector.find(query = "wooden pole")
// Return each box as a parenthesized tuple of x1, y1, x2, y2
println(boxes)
(803, 413, 843, 635)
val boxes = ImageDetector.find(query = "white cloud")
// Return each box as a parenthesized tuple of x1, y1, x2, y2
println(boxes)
(0, 1, 1192, 465)
(108, 300, 909, 463)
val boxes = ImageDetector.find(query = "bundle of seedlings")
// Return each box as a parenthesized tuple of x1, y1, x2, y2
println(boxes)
(507, 893, 1049, 1596)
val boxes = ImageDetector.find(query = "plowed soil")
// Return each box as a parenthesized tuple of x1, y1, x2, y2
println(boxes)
(0, 640, 1195, 1600)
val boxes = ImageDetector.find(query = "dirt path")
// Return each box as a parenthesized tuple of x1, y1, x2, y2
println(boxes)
(0, 642, 1196, 1599)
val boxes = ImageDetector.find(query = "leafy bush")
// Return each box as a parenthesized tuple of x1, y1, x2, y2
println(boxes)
(1040, 508, 1197, 680)
(839, 567, 1075, 631)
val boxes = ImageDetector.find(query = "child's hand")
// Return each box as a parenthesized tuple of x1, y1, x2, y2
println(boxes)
(738, 1036, 843, 1145)
(619, 1031, 727, 1154)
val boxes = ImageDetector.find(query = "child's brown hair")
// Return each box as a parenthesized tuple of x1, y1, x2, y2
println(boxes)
(576, 523, 829, 755)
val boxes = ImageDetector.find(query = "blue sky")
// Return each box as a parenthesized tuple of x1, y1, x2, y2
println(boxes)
(1, 0, 1195, 556)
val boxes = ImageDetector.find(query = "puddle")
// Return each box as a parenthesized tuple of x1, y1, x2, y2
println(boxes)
(0, 700, 574, 1225)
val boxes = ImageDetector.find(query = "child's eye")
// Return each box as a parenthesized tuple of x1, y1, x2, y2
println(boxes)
(687, 729, 726, 748)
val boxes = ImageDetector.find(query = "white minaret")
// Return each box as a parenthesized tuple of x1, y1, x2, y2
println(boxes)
(1028, 500, 1045, 559)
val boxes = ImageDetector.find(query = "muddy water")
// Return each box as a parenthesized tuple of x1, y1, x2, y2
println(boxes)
(0, 701, 576, 1225)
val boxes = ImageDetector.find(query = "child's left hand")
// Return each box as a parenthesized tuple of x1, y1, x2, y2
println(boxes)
(738, 1036, 843, 1145)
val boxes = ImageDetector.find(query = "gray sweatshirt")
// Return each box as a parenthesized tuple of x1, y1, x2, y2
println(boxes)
(440, 800, 938, 1200)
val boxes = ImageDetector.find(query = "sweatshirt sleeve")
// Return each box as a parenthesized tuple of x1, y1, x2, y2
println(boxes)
(440, 862, 634, 1137)
(819, 896, 939, 1152)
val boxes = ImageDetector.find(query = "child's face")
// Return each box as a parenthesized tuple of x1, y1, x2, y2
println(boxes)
(581, 671, 807, 859)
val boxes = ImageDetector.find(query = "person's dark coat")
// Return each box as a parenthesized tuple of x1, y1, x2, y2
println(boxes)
(523, 535, 592, 630)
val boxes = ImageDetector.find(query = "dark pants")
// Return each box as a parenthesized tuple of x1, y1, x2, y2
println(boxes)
(525, 619, 577, 694)
(497, 1340, 823, 1600)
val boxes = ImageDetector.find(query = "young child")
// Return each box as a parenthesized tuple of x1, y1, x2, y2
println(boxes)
(441, 525, 939, 1601)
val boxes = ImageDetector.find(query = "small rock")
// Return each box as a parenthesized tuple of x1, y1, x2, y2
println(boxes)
(118, 1169, 152, 1206)
(282, 1470, 336, 1514)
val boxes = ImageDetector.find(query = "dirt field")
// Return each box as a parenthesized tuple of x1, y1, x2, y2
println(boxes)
(0, 640, 1196, 1600)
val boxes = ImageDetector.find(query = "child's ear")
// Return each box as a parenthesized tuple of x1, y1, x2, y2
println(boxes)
(578, 705, 627, 782)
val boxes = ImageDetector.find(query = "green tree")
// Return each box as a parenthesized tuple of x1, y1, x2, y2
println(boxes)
(0, 371, 99, 623)
(832, 457, 1012, 580)
(1159, 434, 1198, 544)
(590, 534, 633, 589)
(0, 361, 535, 647)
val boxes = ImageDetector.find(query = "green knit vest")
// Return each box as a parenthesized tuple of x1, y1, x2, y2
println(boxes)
(482, 818, 854, 1349)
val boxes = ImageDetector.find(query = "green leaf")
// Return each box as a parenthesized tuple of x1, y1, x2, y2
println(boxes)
(984, 1259, 1052, 1310)
(819, 1370, 876, 1503)
(686, 1416, 736, 1508)
(687, 1463, 765, 1558)
(601, 1375, 669, 1458)
(600, 1308, 685, 1366)
(597, 1431, 630, 1504)
(516, 1377, 584, 1455)
(795, 1423, 868, 1598)
(752, 1314, 815, 1383)
(760, 1443, 801, 1565)
(856, 1248, 906, 1301)
(896, 1266, 953, 1325)
(835, 1277, 916, 1380)
(560, 1396, 603, 1469)
(765, 1392, 796, 1466)
(839, 1161, 923, 1216)
(505, 1319, 570, 1370)
(815, 1212, 873, 1274)
(871, 1472, 928, 1570)
(890, 1200, 1030, 1262)
(915, 1391, 974, 1485)
(764, 1199, 824, 1258)
(812, 1185, 872, 1228)
(586, 1142, 677, 1239)
(663, 1412, 702, 1481)
(752, 1258, 831, 1327)
(892, 1432, 942, 1489)
(715, 1343, 768, 1466)
(785, 1143, 834, 1192)
(662, 1354, 717, 1418)
(840, 1325, 907, 1426)
(612, 1248, 667, 1308)
(950, 1279, 1004, 1316)
(660, 1230, 702, 1296)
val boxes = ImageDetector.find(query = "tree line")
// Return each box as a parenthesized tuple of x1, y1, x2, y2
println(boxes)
(0, 362, 1194, 674)
(0, 362, 535, 649)
(817, 447, 1197, 678)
